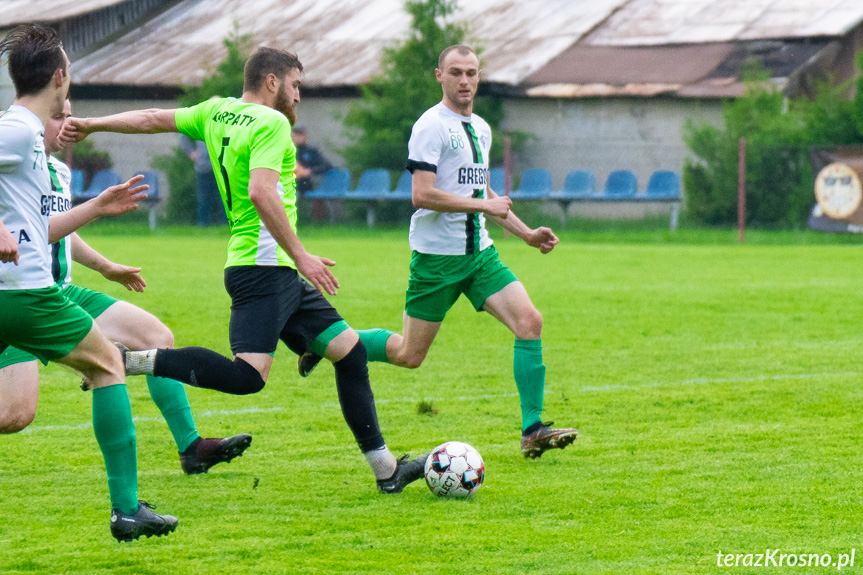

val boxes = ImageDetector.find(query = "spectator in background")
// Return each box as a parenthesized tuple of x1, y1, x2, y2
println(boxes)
(180, 134, 227, 226)
(292, 126, 332, 221)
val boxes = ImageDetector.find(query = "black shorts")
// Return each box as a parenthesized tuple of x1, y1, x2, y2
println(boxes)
(224, 266, 343, 355)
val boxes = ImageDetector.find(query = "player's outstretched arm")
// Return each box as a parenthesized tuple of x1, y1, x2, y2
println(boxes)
(248, 168, 340, 295)
(0, 220, 19, 265)
(49, 175, 148, 242)
(71, 233, 146, 292)
(411, 169, 512, 217)
(60, 109, 178, 144)
(485, 186, 559, 254)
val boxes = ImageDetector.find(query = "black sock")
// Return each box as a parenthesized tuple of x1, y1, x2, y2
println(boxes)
(154, 347, 265, 395)
(333, 341, 385, 452)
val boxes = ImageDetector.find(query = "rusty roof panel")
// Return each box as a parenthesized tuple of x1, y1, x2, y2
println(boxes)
(588, 0, 863, 46)
(71, 0, 628, 87)
(526, 44, 736, 86)
(0, 0, 127, 27)
(526, 83, 682, 98)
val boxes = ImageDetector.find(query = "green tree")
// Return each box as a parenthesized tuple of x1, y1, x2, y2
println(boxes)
(341, 0, 466, 173)
(180, 26, 252, 105)
(341, 0, 522, 174)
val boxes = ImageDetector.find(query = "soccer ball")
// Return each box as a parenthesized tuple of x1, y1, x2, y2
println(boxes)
(424, 441, 485, 498)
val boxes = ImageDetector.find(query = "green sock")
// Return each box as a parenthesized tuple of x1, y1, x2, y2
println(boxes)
(92, 384, 139, 515)
(356, 328, 394, 363)
(147, 375, 200, 453)
(513, 339, 545, 433)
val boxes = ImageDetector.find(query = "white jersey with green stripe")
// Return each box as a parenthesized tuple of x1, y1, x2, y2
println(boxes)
(175, 97, 298, 269)
(407, 102, 493, 255)
(0, 105, 53, 290)
(46, 156, 73, 288)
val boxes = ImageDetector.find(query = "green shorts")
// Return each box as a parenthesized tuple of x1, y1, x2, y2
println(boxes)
(405, 245, 518, 322)
(0, 285, 95, 365)
(62, 284, 119, 318)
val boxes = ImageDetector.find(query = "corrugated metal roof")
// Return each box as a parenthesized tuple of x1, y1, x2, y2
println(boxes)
(54, 0, 863, 95)
(71, 0, 628, 87)
(587, 0, 863, 46)
(0, 0, 127, 28)
(525, 39, 831, 98)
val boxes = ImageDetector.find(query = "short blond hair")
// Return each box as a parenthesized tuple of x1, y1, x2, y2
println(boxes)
(438, 45, 477, 69)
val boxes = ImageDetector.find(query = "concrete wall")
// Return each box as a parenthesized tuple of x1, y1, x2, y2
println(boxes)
(500, 96, 722, 219)
(62, 94, 722, 221)
(501, 96, 722, 190)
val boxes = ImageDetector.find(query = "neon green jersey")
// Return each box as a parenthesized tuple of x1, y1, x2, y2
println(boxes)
(175, 97, 298, 268)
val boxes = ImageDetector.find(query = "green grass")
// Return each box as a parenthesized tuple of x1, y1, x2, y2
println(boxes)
(2, 224, 863, 574)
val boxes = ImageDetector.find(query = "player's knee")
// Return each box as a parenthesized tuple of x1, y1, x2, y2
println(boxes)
(398, 349, 426, 369)
(0, 403, 36, 433)
(146, 323, 174, 349)
(231, 358, 266, 395)
(515, 309, 543, 340)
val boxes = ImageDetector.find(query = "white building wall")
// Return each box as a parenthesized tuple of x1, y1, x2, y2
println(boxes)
(501, 97, 722, 189)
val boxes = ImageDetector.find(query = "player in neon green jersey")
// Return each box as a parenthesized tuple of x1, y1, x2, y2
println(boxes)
(63, 47, 430, 494)
(0, 99, 252, 475)
(302, 45, 578, 459)
(0, 24, 177, 541)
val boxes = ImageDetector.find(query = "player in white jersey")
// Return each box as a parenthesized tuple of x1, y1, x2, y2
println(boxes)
(0, 23, 177, 541)
(310, 45, 578, 458)
(0, 99, 252, 475)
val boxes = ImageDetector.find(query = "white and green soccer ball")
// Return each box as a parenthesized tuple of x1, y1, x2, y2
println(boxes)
(424, 441, 485, 498)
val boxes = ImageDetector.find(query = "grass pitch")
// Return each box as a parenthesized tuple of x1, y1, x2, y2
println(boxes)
(1, 224, 862, 574)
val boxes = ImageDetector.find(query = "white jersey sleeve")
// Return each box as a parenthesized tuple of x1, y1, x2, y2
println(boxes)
(0, 115, 33, 173)
(407, 103, 493, 255)
(0, 105, 53, 290)
(407, 117, 444, 174)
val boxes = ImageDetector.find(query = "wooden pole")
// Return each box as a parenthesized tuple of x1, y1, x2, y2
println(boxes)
(738, 137, 746, 244)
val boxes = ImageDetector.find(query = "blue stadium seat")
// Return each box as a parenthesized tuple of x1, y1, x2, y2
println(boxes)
(488, 167, 505, 194)
(554, 170, 595, 198)
(306, 168, 350, 199)
(645, 170, 680, 199)
(137, 170, 160, 200)
(601, 170, 637, 198)
(511, 168, 552, 199)
(393, 170, 412, 199)
(350, 169, 391, 200)
(75, 168, 122, 202)
(70, 169, 84, 196)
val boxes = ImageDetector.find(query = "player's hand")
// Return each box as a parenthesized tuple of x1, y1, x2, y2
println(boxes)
(0, 230, 19, 265)
(526, 227, 559, 254)
(93, 175, 148, 217)
(101, 262, 146, 292)
(59, 117, 91, 145)
(484, 195, 512, 219)
(296, 252, 339, 295)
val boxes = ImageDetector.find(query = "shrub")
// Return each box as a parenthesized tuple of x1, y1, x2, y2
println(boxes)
(152, 147, 196, 224)
(684, 55, 863, 228)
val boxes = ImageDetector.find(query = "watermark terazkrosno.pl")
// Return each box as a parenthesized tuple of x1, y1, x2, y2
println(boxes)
(717, 550, 855, 570)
